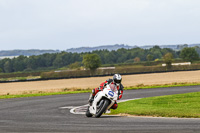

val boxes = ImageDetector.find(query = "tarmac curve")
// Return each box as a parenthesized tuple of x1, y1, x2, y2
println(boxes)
(0, 86, 200, 132)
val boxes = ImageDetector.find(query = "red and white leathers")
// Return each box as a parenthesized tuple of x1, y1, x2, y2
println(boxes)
(91, 78, 124, 109)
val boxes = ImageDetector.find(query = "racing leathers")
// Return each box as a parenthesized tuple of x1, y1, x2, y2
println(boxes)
(90, 78, 124, 109)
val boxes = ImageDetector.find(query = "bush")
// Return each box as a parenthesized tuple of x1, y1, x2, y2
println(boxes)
(0, 72, 41, 78)
(68, 62, 82, 70)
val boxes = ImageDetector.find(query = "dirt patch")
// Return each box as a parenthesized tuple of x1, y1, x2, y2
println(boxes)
(1, 70, 200, 95)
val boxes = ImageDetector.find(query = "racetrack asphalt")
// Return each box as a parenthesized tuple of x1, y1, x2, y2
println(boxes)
(0, 86, 200, 132)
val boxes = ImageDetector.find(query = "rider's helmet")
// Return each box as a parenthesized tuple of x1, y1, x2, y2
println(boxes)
(113, 74, 122, 86)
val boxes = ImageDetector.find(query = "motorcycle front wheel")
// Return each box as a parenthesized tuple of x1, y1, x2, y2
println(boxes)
(95, 98, 110, 118)
(86, 106, 93, 117)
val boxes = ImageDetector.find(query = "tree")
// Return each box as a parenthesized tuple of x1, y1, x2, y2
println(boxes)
(146, 54, 153, 61)
(180, 47, 199, 63)
(194, 46, 200, 56)
(4, 60, 12, 73)
(163, 53, 173, 69)
(69, 62, 81, 70)
(82, 54, 101, 70)
(150, 46, 162, 59)
(42, 53, 57, 67)
(133, 57, 140, 62)
(26, 55, 38, 69)
(53, 54, 64, 68)
(12, 55, 27, 72)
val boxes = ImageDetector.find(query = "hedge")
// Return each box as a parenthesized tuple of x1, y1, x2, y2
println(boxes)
(40, 64, 200, 79)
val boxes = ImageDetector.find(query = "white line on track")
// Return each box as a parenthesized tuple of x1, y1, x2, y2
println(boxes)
(59, 106, 74, 109)
(59, 98, 141, 115)
(70, 104, 89, 114)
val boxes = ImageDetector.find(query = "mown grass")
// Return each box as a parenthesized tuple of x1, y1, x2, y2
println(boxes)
(0, 90, 91, 99)
(124, 82, 200, 90)
(0, 76, 40, 81)
(110, 92, 200, 118)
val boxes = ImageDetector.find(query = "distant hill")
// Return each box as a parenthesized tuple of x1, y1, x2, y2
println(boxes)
(1, 43, 200, 57)
(0, 49, 59, 57)
(140, 44, 200, 51)
(66, 43, 200, 53)
(66, 44, 136, 53)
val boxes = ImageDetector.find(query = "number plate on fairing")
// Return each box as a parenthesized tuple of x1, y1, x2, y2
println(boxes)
(108, 91, 114, 97)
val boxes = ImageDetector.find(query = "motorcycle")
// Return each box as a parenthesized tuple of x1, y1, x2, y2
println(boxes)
(86, 84, 118, 118)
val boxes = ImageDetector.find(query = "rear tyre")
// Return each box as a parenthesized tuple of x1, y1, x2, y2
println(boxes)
(95, 99, 110, 118)
(86, 106, 93, 117)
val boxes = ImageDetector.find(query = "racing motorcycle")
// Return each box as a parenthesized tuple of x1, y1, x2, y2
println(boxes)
(86, 84, 118, 118)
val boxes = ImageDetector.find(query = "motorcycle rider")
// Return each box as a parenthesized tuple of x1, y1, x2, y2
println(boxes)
(89, 74, 124, 109)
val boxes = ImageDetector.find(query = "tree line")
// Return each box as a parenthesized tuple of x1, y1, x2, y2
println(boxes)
(0, 46, 199, 73)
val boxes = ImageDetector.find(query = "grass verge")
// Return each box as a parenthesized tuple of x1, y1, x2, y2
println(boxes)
(110, 92, 200, 118)
(124, 82, 200, 90)
(0, 89, 91, 99)
(0, 76, 40, 82)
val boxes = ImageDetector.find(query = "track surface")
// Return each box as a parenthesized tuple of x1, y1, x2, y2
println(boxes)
(0, 86, 200, 132)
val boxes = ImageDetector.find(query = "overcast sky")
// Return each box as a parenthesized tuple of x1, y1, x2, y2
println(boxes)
(0, 0, 200, 50)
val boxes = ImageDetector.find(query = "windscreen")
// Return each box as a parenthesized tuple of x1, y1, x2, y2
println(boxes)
(109, 84, 118, 92)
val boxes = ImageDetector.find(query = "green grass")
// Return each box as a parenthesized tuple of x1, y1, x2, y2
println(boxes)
(110, 92, 200, 118)
(0, 90, 91, 99)
(0, 76, 40, 81)
(124, 82, 200, 90)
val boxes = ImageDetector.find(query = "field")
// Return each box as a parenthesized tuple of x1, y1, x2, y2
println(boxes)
(1, 70, 200, 95)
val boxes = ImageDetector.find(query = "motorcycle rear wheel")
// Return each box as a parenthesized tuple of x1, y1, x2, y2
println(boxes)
(95, 99, 110, 118)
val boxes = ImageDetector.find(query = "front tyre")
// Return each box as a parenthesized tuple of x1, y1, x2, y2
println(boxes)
(86, 106, 93, 117)
(95, 99, 110, 118)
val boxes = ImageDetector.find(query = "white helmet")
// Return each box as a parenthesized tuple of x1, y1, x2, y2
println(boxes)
(113, 74, 122, 85)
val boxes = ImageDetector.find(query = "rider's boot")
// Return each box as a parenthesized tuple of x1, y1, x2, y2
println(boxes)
(88, 88, 97, 105)
(105, 109, 111, 113)
(88, 94, 94, 105)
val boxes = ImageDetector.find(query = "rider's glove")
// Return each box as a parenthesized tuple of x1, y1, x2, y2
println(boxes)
(103, 83, 107, 87)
